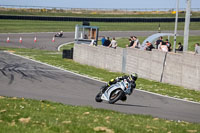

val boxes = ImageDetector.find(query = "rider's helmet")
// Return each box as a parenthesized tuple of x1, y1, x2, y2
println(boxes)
(130, 73, 138, 81)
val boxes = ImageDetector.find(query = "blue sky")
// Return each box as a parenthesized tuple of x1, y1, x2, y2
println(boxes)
(0, 0, 200, 9)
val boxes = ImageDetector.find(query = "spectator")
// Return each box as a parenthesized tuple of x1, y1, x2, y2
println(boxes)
(109, 37, 118, 49)
(145, 41, 154, 51)
(128, 38, 131, 44)
(132, 36, 140, 48)
(175, 42, 183, 52)
(155, 36, 163, 49)
(101, 36, 106, 46)
(165, 39, 172, 52)
(126, 36, 134, 47)
(195, 43, 200, 54)
(158, 41, 168, 52)
(103, 37, 111, 47)
(84, 34, 88, 39)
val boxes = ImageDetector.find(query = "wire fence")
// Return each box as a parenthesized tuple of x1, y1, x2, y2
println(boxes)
(1, 5, 200, 12)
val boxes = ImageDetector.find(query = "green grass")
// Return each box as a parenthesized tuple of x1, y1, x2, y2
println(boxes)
(59, 43, 74, 52)
(176, 36, 200, 51)
(0, 96, 199, 133)
(116, 36, 200, 52)
(0, 19, 82, 33)
(0, 19, 200, 33)
(58, 36, 198, 52)
(1, 46, 200, 103)
(161, 36, 200, 51)
(116, 37, 146, 48)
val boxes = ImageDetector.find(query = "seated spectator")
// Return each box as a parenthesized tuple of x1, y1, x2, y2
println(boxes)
(126, 36, 134, 47)
(84, 34, 88, 39)
(158, 41, 168, 52)
(195, 43, 200, 55)
(145, 41, 154, 51)
(128, 38, 131, 44)
(55, 31, 63, 37)
(165, 39, 172, 52)
(175, 42, 183, 52)
(155, 36, 163, 49)
(103, 37, 111, 47)
(101, 36, 106, 46)
(132, 36, 140, 48)
(109, 37, 118, 49)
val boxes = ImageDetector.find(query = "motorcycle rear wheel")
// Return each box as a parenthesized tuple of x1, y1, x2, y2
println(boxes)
(95, 92, 103, 102)
(109, 89, 124, 104)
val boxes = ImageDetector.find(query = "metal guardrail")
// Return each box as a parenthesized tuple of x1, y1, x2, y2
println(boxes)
(0, 15, 200, 22)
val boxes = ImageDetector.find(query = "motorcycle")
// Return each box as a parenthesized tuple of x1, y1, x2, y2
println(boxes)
(54, 31, 63, 37)
(95, 79, 133, 104)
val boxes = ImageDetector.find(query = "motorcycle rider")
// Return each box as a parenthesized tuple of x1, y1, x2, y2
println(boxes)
(55, 31, 63, 37)
(101, 73, 138, 101)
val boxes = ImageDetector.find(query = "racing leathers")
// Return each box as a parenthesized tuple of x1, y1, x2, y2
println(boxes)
(101, 75, 136, 95)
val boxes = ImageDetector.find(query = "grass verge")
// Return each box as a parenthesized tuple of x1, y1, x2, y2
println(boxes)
(116, 36, 200, 52)
(59, 43, 74, 52)
(0, 19, 200, 33)
(0, 46, 200, 103)
(0, 96, 200, 133)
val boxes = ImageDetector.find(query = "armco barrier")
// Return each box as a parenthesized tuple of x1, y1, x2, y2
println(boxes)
(73, 44, 200, 90)
(0, 15, 200, 22)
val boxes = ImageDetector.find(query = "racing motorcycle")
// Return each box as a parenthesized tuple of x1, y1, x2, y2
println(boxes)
(95, 79, 133, 104)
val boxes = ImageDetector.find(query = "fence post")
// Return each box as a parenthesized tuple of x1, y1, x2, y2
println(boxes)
(160, 52, 168, 82)
(122, 48, 127, 73)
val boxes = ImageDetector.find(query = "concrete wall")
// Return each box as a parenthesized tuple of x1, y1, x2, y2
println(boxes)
(162, 52, 200, 89)
(73, 44, 200, 90)
(125, 48, 167, 82)
(73, 44, 123, 72)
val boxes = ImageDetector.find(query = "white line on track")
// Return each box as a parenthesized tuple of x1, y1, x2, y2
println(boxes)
(0, 32, 74, 34)
(57, 42, 74, 52)
(0, 68, 68, 72)
(5, 51, 200, 105)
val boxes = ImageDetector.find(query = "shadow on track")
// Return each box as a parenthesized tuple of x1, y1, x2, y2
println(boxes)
(114, 103, 155, 108)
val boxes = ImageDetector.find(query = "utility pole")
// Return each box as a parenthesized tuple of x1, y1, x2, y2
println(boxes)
(173, 0, 179, 52)
(183, 0, 191, 52)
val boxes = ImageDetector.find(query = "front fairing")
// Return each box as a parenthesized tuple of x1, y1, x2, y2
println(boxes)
(101, 81, 126, 101)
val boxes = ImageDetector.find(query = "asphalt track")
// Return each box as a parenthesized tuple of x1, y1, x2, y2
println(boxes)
(0, 51, 200, 123)
(1, 30, 200, 51)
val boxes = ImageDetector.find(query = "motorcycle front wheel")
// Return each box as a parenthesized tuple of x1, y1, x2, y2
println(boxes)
(109, 89, 124, 104)
(95, 92, 103, 102)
